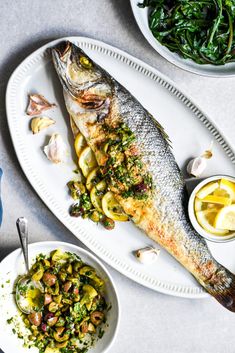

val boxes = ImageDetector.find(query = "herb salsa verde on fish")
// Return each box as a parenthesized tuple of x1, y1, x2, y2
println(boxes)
(52, 41, 235, 312)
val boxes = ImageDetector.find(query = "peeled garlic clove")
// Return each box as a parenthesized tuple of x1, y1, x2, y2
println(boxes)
(44, 133, 67, 164)
(135, 246, 160, 265)
(31, 117, 55, 134)
(26, 94, 56, 116)
(187, 157, 207, 177)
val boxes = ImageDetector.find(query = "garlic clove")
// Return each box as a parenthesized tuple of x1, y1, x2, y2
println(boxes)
(31, 117, 55, 134)
(187, 157, 207, 177)
(44, 133, 67, 164)
(134, 246, 160, 265)
(187, 141, 213, 177)
(26, 94, 56, 116)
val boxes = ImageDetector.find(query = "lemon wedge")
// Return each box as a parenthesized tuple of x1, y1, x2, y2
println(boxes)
(90, 180, 107, 212)
(196, 209, 229, 235)
(196, 181, 219, 199)
(213, 187, 229, 198)
(214, 204, 235, 231)
(74, 133, 87, 157)
(194, 197, 216, 212)
(201, 195, 232, 206)
(102, 191, 128, 222)
(79, 146, 98, 178)
(219, 179, 235, 202)
(194, 197, 203, 212)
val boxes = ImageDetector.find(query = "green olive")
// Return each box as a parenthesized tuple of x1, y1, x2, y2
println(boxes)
(62, 298, 73, 305)
(67, 181, 86, 199)
(55, 317, 66, 327)
(102, 217, 115, 230)
(66, 264, 73, 274)
(90, 311, 104, 326)
(55, 341, 68, 348)
(48, 302, 59, 313)
(82, 284, 97, 298)
(43, 259, 51, 267)
(80, 284, 98, 309)
(47, 316, 58, 327)
(51, 249, 69, 262)
(59, 272, 67, 282)
(90, 210, 102, 223)
(53, 331, 70, 343)
(73, 260, 82, 272)
(79, 266, 96, 278)
(53, 294, 62, 304)
(50, 281, 60, 295)
(31, 262, 44, 281)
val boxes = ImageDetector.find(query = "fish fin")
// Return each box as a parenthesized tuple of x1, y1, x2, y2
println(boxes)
(205, 268, 235, 312)
(149, 113, 172, 147)
(70, 115, 80, 138)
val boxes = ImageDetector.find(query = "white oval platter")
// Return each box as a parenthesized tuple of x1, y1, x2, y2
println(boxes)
(130, 0, 235, 77)
(6, 36, 235, 298)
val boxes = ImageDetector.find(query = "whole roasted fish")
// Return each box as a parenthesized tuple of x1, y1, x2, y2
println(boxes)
(52, 41, 235, 311)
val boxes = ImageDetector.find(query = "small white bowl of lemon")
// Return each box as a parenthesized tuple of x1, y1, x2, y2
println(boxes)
(188, 175, 235, 242)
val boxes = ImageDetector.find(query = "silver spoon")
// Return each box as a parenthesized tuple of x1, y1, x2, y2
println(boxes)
(15, 217, 44, 314)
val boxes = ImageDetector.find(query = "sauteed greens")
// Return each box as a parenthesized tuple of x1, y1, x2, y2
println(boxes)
(15, 250, 108, 353)
(139, 0, 235, 65)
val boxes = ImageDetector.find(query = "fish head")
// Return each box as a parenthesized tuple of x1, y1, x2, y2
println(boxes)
(52, 41, 112, 114)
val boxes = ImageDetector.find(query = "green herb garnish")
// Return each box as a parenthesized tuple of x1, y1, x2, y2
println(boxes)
(139, 0, 235, 65)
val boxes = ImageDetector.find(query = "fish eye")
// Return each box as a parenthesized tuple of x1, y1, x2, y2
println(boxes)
(79, 56, 92, 69)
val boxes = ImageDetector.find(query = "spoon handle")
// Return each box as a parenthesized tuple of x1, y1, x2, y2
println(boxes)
(16, 217, 29, 272)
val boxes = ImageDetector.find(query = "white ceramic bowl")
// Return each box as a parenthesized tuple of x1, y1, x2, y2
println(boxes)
(188, 175, 235, 243)
(130, 0, 235, 77)
(0, 241, 120, 353)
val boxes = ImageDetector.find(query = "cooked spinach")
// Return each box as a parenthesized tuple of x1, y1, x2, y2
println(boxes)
(139, 0, 235, 65)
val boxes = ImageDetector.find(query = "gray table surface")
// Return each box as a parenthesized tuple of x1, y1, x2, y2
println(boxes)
(1, 1, 235, 352)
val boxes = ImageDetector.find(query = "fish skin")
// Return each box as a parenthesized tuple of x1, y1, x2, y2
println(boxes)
(52, 41, 235, 311)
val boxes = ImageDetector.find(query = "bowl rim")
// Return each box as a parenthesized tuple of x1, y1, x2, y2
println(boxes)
(188, 175, 235, 243)
(130, 0, 235, 78)
(0, 240, 120, 353)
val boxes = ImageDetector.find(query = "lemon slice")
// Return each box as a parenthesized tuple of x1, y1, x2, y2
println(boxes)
(79, 146, 98, 178)
(90, 180, 107, 212)
(194, 197, 203, 212)
(214, 204, 235, 231)
(201, 195, 232, 206)
(196, 209, 229, 235)
(206, 202, 222, 210)
(213, 187, 229, 198)
(102, 191, 128, 222)
(204, 208, 218, 224)
(194, 197, 214, 212)
(74, 133, 87, 157)
(219, 179, 235, 202)
(86, 167, 100, 191)
(196, 181, 219, 199)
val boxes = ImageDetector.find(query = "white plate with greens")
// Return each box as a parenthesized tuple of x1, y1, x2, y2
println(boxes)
(130, 0, 235, 77)
(0, 241, 119, 353)
(6, 36, 235, 299)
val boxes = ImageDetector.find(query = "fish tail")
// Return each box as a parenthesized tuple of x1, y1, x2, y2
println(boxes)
(203, 267, 235, 312)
